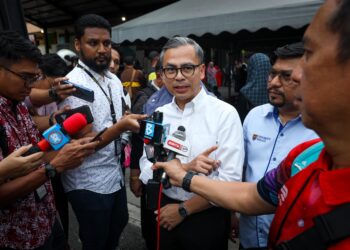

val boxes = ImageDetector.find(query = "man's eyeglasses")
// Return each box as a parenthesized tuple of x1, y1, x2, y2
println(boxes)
(268, 69, 294, 86)
(1, 65, 44, 87)
(161, 64, 201, 79)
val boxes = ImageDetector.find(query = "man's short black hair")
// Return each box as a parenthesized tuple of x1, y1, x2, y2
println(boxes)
(329, 0, 350, 63)
(74, 14, 111, 40)
(0, 31, 42, 66)
(39, 54, 70, 77)
(271, 42, 304, 65)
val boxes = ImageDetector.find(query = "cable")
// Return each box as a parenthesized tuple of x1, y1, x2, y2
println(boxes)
(157, 183, 163, 250)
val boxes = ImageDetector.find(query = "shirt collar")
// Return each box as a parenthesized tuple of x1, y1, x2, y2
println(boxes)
(170, 86, 205, 111)
(262, 104, 302, 122)
(317, 150, 350, 205)
(150, 80, 160, 91)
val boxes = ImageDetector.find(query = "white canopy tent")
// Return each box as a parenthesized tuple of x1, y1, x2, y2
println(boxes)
(112, 0, 323, 43)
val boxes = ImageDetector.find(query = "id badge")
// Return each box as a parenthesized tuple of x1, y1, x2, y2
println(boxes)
(35, 185, 48, 201)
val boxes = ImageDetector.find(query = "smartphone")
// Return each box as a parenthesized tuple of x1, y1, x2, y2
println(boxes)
(55, 105, 94, 124)
(62, 80, 94, 103)
(90, 127, 108, 142)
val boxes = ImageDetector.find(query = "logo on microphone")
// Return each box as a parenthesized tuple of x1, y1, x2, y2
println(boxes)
(48, 131, 63, 146)
(167, 140, 188, 152)
(145, 123, 155, 138)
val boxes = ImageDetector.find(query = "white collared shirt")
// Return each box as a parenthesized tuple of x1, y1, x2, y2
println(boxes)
(140, 88, 244, 201)
(58, 60, 124, 194)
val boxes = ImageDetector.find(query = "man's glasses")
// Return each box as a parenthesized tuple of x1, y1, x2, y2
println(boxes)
(1, 65, 44, 87)
(268, 69, 294, 86)
(161, 64, 201, 79)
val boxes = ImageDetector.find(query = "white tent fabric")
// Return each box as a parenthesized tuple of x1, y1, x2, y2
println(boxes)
(112, 0, 323, 43)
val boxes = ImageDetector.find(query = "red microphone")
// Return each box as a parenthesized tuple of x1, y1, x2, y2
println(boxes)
(23, 113, 88, 156)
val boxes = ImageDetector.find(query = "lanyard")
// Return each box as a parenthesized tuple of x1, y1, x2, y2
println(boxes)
(77, 64, 117, 124)
(77, 64, 121, 156)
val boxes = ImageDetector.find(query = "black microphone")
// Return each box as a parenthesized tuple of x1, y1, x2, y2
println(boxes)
(161, 126, 188, 189)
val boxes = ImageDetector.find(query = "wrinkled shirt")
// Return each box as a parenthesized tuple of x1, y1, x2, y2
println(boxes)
(58, 60, 124, 194)
(0, 96, 55, 249)
(140, 88, 244, 201)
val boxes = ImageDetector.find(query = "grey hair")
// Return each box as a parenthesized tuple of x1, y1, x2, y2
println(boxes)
(159, 37, 204, 65)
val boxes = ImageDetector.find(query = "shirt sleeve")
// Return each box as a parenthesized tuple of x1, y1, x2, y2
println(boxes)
(256, 139, 321, 206)
(212, 107, 245, 182)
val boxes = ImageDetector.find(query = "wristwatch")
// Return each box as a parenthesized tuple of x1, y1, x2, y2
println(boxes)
(182, 171, 196, 192)
(178, 202, 188, 218)
(44, 163, 57, 179)
(48, 88, 61, 102)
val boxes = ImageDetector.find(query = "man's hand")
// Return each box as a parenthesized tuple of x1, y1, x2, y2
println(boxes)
(129, 169, 143, 197)
(153, 159, 186, 187)
(52, 77, 76, 101)
(155, 203, 184, 231)
(118, 113, 147, 133)
(0, 145, 44, 181)
(51, 137, 99, 173)
(182, 146, 220, 175)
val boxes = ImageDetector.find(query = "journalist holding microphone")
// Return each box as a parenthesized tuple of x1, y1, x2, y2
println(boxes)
(0, 30, 144, 250)
(139, 37, 244, 250)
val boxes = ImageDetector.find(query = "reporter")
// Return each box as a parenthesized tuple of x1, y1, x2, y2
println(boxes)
(0, 30, 99, 249)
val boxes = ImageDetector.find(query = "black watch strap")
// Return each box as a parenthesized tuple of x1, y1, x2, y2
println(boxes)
(45, 163, 57, 179)
(182, 171, 196, 192)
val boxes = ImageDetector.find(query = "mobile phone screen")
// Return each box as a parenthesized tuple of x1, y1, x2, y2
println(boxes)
(91, 128, 107, 142)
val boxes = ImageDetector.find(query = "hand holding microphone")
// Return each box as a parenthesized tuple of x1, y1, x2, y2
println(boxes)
(23, 112, 88, 156)
(161, 126, 190, 189)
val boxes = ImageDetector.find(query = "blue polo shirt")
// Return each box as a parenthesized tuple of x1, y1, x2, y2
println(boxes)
(239, 104, 318, 248)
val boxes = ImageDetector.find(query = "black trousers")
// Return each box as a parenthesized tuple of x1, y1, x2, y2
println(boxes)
(67, 187, 128, 250)
(156, 194, 230, 250)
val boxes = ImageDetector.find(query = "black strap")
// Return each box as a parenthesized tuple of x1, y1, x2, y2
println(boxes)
(275, 203, 350, 250)
(77, 64, 120, 156)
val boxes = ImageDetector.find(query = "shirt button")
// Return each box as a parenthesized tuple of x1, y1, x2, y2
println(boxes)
(273, 157, 276, 161)
(280, 133, 284, 136)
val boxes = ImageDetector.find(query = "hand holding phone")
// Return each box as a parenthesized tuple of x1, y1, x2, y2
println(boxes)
(91, 128, 108, 142)
(62, 80, 94, 102)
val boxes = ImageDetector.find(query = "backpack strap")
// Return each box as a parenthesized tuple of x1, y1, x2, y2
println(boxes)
(275, 203, 350, 250)
(291, 141, 324, 176)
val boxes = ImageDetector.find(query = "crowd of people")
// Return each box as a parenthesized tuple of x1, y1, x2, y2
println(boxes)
(0, 0, 350, 249)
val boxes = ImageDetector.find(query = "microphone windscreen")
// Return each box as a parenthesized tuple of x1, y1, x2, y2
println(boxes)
(37, 139, 51, 151)
(62, 113, 88, 135)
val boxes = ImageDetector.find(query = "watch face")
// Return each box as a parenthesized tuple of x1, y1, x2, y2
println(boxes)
(45, 165, 56, 178)
(179, 205, 187, 218)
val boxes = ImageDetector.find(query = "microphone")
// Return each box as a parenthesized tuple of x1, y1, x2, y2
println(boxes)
(23, 113, 88, 156)
(161, 126, 190, 189)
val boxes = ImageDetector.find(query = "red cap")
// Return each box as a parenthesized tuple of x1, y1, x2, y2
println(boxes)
(62, 113, 88, 135)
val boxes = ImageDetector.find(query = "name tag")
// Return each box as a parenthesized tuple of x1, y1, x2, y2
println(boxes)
(35, 185, 48, 201)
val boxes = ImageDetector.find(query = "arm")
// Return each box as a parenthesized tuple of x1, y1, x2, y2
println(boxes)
(94, 113, 146, 151)
(154, 159, 275, 215)
(159, 194, 212, 231)
(0, 137, 98, 207)
(30, 77, 75, 107)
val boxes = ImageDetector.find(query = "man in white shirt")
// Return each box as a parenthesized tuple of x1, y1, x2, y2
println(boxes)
(58, 14, 144, 250)
(139, 37, 244, 250)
